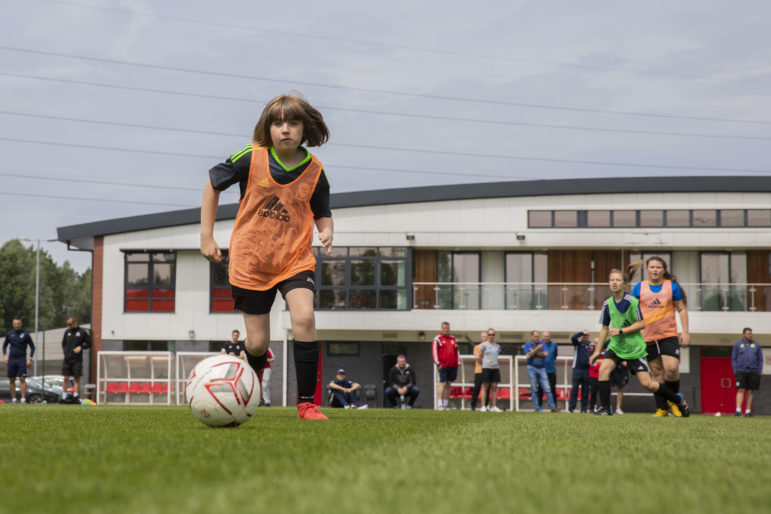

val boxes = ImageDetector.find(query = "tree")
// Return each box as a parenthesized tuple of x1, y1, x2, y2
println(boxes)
(0, 239, 91, 332)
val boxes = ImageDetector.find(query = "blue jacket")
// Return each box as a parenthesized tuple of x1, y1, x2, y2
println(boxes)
(570, 332, 592, 370)
(523, 341, 546, 367)
(732, 339, 763, 373)
(542, 341, 558, 373)
(3, 330, 35, 359)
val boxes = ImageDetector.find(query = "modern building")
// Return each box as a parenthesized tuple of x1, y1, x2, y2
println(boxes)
(57, 176, 771, 413)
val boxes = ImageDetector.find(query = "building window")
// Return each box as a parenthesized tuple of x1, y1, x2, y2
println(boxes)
(612, 210, 637, 227)
(553, 210, 578, 227)
(639, 210, 664, 227)
(700, 252, 747, 311)
(124, 252, 176, 312)
(316, 247, 410, 310)
(586, 210, 611, 228)
(528, 211, 552, 228)
(666, 210, 690, 227)
(747, 209, 771, 227)
(123, 340, 173, 351)
(210, 253, 234, 313)
(437, 251, 481, 309)
(505, 252, 547, 309)
(327, 341, 360, 356)
(719, 210, 744, 227)
(530, 209, 767, 228)
(693, 210, 717, 227)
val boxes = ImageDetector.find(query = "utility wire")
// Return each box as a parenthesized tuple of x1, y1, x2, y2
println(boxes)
(2, 136, 771, 175)
(30, 0, 770, 86)
(2, 48, 771, 127)
(0, 171, 239, 193)
(0, 190, 193, 207)
(2, 106, 770, 142)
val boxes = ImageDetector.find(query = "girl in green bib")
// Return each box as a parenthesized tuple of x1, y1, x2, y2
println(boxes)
(589, 268, 689, 416)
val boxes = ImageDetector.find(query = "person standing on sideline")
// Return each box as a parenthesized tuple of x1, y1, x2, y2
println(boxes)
(60, 317, 91, 404)
(261, 348, 275, 407)
(523, 330, 558, 412)
(479, 328, 503, 412)
(631, 257, 689, 417)
(221, 329, 247, 360)
(201, 93, 333, 420)
(587, 337, 604, 413)
(470, 331, 488, 411)
(590, 267, 689, 417)
(568, 329, 592, 413)
(385, 355, 420, 408)
(432, 321, 459, 410)
(732, 327, 763, 417)
(535, 331, 559, 410)
(2, 317, 35, 403)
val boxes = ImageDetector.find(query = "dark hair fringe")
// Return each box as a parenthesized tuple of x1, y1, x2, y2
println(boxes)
(252, 93, 329, 148)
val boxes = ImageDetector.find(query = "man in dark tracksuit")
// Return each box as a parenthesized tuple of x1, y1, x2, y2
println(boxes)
(61, 317, 90, 404)
(569, 330, 592, 413)
(732, 327, 763, 417)
(3, 317, 36, 403)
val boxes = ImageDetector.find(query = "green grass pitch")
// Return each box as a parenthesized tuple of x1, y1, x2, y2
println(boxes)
(1, 405, 769, 514)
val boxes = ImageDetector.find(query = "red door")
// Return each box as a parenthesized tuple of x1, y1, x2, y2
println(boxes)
(700, 356, 735, 414)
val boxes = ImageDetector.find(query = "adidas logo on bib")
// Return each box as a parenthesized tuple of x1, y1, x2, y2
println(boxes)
(258, 196, 291, 222)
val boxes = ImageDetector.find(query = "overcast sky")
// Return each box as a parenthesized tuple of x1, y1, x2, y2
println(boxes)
(2, 0, 771, 272)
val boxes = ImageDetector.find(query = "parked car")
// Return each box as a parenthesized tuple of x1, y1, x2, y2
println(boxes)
(0, 376, 62, 403)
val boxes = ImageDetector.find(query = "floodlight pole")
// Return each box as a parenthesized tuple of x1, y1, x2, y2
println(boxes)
(34, 239, 40, 377)
(21, 237, 57, 379)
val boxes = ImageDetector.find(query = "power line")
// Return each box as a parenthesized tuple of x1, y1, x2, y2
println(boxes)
(0, 171, 239, 194)
(333, 142, 771, 175)
(0, 190, 193, 207)
(3, 135, 771, 175)
(2, 106, 771, 142)
(3, 48, 771, 127)
(30, 0, 770, 86)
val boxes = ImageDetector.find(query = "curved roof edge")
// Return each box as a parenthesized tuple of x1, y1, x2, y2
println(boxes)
(57, 175, 771, 243)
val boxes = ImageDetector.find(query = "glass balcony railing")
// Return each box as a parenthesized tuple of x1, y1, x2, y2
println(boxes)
(412, 282, 771, 312)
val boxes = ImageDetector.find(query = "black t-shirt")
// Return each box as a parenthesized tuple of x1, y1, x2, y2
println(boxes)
(209, 145, 331, 219)
(222, 341, 246, 357)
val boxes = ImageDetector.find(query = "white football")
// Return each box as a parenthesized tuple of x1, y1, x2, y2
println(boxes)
(185, 355, 260, 427)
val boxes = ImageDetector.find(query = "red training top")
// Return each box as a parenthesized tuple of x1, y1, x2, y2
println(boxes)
(432, 333, 459, 368)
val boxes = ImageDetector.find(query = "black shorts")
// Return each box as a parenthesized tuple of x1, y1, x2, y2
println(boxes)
(62, 359, 83, 377)
(735, 371, 761, 391)
(438, 366, 458, 383)
(610, 364, 629, 387)
(481, 368, 501, 384)
(646, 336, 680, 361)
(604, 349, 650, 376)
(231, 270, 316, 315)
(6, 358, 28, 378)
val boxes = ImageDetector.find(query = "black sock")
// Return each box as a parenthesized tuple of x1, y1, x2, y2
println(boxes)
(654, 386, 668, 410)
(665, 380, 680, 395)
(599, 380, 611, 411)
(294, 339, 319, 404)
(654, 382, 679, 404)
(245, 350, 267, 374)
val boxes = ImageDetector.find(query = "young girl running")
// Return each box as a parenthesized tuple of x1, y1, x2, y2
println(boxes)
(201, 93, 333, 420)
(631, 257, 689, 417)
(589, 267, 689, 417)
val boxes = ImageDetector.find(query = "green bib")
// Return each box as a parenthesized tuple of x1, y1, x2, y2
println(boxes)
(606, 296, 647, 360)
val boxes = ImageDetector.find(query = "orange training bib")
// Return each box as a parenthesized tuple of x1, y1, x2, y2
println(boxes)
(228, 147, 323, 291)
(640, 280, 678, 341)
